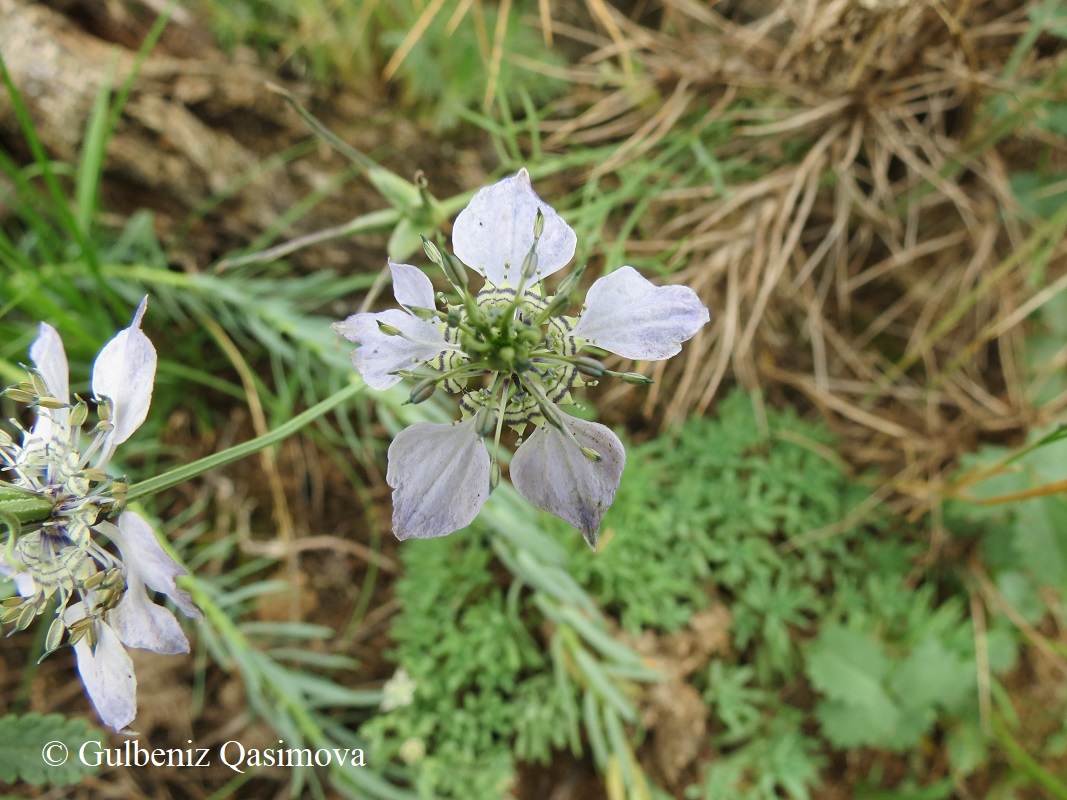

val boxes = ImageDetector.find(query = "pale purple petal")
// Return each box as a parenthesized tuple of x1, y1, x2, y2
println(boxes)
(99, 513, 200, 620)
(572, 267, 710, 360)
(28, 322, 70, 439)
(333, 309, 449, 391)
(511, 414, 626, 550)
(386, 418, 490, 540)
(65, 603, 137, 732)
(452, 169, 577, 286)
(91, 296, 157, 464)
(389, 259, 436, 310)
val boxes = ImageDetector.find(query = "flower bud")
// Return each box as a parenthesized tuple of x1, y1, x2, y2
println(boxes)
(45, 615, 65, 653)
(533, 208, 545, 239)
(520, 249, 539, 282)
(441, 250, 468, 290)
(82, 570, 109, 590)
(15, 604, 35, 631)
(70, 401, 89, 429)
(538, 397, 565, 430)
(474, 406, 499, 438)
(408, 377, 438, 404)
(30, 371, 50, 398)
(490, 462, 501, 492)
(407, 306, 438, 321)
(613, 371, 654, 385)
(421, 235, 443, 265)
(555, 263, 586, 297)
(580, 446, 603, 463)
(541, 294, 571, 319)
(572, 356, 606, 377)
(2, 388, 34, 403)
(376, 321, 403, 336)
(1, 605, 24, 624)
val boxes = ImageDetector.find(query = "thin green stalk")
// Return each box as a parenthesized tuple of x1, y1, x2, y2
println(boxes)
(992, 712, 1067, 799)
(125, 380, 364, 503)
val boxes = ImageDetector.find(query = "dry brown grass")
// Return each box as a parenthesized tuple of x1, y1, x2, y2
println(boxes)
(518, 0, 1067, 519)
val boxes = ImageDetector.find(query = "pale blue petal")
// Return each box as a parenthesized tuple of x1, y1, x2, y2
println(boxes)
(386, 419, 490, 539)
(511, 414, 625, 549)
(0, 561, 35, 597)
(452, 169, 577, 286)
(110, 588, 190, 654)
(65, 603, 137, 732)
(100, 513, 200, 620)
(572, 267, 709, 360)
(333, 309, 450, 391)
(28, 323, 70, 439)
(91, 296, 157, 465)
(389, 259, 436, 310)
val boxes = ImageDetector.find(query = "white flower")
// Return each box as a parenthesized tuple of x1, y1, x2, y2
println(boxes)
(380, 667, 416, 711)
(335, 170, 709, 548)
(0, 298, 200, 732)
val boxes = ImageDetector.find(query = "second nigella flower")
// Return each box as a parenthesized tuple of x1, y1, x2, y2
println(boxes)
(334, 170, 709, 549)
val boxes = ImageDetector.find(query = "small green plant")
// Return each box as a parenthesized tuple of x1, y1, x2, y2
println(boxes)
(0, 713, 103, 787)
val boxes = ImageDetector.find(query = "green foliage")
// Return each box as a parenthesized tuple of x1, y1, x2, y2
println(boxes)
(200, 0, 568, 128)
(806, 626, 973, 751)
(0, 713, 102, 787)
(687, 706, 823, 800)
(359, 533, 568, 799)
(561, 390, 881, 682)
(373, 391, 949, 800)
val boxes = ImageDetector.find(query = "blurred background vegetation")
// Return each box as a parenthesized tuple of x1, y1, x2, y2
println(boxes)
(2, 0, 1067, 798)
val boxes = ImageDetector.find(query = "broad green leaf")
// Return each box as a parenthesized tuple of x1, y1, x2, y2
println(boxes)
(889, 637, 974, 715)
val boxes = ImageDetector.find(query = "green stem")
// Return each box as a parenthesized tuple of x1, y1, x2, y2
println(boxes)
(992, 711, 1067, 799)
(125, 381, 364, 504)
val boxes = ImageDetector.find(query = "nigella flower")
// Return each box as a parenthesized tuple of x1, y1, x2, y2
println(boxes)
(0, 298, 201, 731)
(335, 170, 709, 549)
